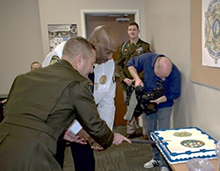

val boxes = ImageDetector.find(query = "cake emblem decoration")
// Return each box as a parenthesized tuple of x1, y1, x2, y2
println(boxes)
(180, 140, 205, 148)
(174, 131, 192, 137)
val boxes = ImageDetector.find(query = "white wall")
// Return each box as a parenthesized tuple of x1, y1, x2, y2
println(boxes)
(0, 0, 146, 95)
(38, 0, 147, 57)
(145, 0, 220, 141)
(1, 0, 220, 141)
(0, 0, 43, 95)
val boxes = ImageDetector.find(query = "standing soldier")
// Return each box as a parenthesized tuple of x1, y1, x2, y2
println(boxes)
(116, 22, 153, 139)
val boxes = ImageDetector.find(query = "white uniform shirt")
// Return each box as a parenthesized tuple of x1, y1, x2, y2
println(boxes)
(93, 60, 116, 130)
(42, 42, 116, 131)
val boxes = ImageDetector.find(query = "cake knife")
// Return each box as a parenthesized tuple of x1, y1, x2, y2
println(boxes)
(130, 139, 171, 144)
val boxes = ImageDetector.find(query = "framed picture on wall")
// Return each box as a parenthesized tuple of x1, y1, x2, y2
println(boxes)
(48, 24, 77, 51)
(202, 0, 220, 68)
(191, 0, 220, 89)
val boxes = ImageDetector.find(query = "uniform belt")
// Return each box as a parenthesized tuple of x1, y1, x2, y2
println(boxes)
(3, 115, 60, 140)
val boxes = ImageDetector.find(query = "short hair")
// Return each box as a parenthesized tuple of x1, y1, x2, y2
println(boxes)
(62, 37, 95, 60)
(31, 61, 42, 70)
(128, 22, 139, 30)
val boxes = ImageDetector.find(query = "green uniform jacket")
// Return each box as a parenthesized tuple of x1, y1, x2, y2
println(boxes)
(116, 39, 152, 90)
(0, 60, 113, 171)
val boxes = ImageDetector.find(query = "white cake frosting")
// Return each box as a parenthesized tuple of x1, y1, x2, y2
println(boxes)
(151, 127, 217, 164)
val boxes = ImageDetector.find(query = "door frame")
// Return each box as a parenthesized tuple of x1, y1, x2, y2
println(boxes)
(80, 9, 140, 38)
(80, 9, 140, 126)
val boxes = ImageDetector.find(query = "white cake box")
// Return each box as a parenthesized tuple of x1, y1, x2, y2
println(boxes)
(150, 127, 217, 164)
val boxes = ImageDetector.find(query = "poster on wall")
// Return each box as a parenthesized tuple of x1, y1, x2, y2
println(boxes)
(48, 24, 77, 51)
(202, 0, 220, 67)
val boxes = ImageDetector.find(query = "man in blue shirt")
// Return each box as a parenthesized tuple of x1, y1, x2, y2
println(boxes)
(127, 53, 181, 171)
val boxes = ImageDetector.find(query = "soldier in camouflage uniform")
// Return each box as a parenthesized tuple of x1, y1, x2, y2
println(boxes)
(116, 22, 153, 139)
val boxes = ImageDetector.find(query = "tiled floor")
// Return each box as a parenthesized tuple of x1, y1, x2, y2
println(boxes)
(63, 126, 160, 171)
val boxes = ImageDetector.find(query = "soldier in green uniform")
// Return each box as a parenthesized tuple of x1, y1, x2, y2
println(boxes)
(0, 37, 130, 171)
(116, 22, 153, 139)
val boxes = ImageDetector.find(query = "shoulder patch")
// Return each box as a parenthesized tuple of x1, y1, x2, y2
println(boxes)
(50, 55, 60, 65)
(88, 82, 94, 93)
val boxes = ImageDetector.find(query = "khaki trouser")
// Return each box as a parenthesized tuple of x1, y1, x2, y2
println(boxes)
(123, 90, 146, 135)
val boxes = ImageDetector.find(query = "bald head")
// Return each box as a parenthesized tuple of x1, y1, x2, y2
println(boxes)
(154, 57, 172, 79)
(89, 25, 119, 64)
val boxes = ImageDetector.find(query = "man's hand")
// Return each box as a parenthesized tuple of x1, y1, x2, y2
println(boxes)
(150, 95, 167, 104)
(112, 132, 131, 145)
(63, 130, 87, 145)
(77, 128, 104, 151)
(123, 78, 134, 86)
(128, 66, 143, 87)
(90, 142, 105, 151)
(134, 78, 143, 87)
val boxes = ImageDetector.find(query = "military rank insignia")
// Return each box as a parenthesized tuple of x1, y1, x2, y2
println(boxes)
(50, 55, 60, 65)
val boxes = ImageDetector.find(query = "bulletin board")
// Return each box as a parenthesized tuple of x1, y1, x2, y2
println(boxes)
(191, 0, 220, 88)
(48, 24, 77, 52)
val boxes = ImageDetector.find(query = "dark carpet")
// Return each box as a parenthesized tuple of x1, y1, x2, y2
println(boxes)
(63, 126, 160, 171)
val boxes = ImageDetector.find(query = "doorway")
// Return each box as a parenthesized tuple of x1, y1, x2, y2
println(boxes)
(81, 10, 139, 126)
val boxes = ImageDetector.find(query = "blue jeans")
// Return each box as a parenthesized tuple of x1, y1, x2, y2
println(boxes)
(144, 106, 172, 168)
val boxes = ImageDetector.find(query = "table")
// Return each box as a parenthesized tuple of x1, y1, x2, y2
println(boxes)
(150, 127, 219, 171)
(169, 158, 218, 171)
